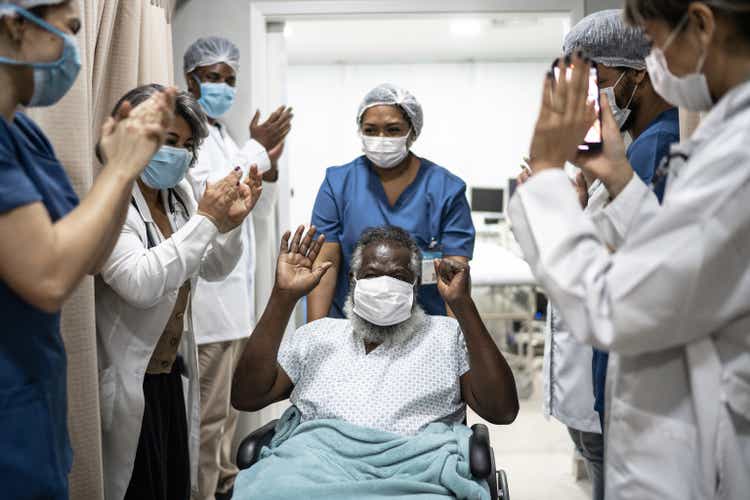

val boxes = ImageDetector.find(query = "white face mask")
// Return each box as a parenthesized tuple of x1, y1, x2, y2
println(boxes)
(352, 276, 414, 327)
(601, 71, 637, 130)
(361, 132, 411, 169)
(645, 14, 713, 112)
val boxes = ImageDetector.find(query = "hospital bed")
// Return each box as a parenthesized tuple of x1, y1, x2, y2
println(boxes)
(236, 419, 511, 499)
(470, 242, 544, 399)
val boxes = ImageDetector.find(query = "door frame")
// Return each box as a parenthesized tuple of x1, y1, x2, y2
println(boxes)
(249, 0, 584, 232)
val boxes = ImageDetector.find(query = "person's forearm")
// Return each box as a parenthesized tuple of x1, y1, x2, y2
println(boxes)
(232, 290, 297, 409)
(306, 267, 337, 322)
(452, 298, 518, 423)
(47, 166, 135, 308)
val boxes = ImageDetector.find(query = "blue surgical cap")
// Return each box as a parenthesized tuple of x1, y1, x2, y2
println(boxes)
(357, 84, 424, 139)
(184, 36, 240, 75)
(563, 9, 651, 70)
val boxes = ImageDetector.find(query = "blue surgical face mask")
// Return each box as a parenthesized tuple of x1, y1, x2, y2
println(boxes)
(195, 78, 236, 118)
(0, 6, 82, 107)
(140, 146, 193, 190)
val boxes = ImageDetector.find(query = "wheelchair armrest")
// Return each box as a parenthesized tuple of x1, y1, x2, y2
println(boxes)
(236, 419, 279, 471)
(469, 423, 493, 480)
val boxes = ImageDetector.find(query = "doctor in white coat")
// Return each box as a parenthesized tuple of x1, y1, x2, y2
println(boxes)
(508, 2, 750, 499)
(95, 85, 263, 500)
(182, 36, 293, 500)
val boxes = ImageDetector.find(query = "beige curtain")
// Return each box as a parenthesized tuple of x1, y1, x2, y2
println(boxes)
(25, 1, 173, 498)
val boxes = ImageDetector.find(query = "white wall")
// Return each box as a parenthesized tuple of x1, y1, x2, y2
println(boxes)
(286, 61, 549, 226)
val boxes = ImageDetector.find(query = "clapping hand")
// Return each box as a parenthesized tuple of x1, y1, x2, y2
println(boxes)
(434, 258, 471, 309)
(250, 106, 293, 152)
(274, 225, 332, 301)
(224, 164, 264, 229)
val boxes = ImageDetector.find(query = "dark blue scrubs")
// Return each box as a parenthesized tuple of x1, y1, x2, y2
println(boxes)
(0, 112, 79, 499)
(592, 108, 680, 427)
(311, 155, 475, 318)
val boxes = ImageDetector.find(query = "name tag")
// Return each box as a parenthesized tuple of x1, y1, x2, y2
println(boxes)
(421, 250, 443, 285)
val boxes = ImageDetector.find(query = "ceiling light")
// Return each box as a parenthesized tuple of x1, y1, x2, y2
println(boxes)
(450, 19, 481, 37)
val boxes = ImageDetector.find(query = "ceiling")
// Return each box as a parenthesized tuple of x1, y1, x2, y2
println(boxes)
(283, 13, 570, 65)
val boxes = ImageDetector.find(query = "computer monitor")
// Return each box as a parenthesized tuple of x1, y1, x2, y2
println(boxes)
(471, 187, 504, 214)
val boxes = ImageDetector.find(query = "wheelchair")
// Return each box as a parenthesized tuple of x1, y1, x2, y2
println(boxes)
(236, 419, 510, 499)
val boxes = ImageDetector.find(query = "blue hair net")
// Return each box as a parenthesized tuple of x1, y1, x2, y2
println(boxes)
(563, 9, 651, 70)
(357, 83, 424, 139)
(183, 36, 240, 75)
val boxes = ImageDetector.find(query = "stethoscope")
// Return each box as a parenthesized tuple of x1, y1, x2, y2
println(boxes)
(130, 189, 189, 249)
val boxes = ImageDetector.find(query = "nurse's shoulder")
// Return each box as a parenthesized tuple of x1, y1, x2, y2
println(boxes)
(418, 158, 469, 198)
(320, 155, 370, 192)
(7, 111, 56, 158)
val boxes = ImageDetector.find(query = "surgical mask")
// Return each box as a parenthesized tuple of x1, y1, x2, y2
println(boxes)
(645, 14, 713, 112)
(196, 80, 236, 118)
(361, 132, 411, 169)
(353, 276, 414, 327)
(140, 146, 193, 190)
(601, 72, 637, 130)
(0, 6, 81, 107)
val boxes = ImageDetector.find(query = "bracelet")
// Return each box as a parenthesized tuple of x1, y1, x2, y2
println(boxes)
(196, 210, 221, 230)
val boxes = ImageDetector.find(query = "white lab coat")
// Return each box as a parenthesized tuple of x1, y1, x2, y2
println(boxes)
(509, 80, 750, 500)
(187, 122, 277, 345)
(542, 181, 607, 434)
(95, 180, 243, 500)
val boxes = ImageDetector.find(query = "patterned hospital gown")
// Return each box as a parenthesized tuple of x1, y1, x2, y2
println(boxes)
(277, 315, 470, 436)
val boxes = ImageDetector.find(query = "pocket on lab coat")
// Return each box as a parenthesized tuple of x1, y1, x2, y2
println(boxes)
(606, 397, 699, 500)
(99, 366, 116, 432)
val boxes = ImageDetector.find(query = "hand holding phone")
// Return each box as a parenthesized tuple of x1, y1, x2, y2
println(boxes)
(527, 53, 599, 173)
(553, 61, 602, 151)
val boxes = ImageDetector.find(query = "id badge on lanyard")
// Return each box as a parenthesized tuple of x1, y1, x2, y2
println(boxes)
(421, 238, 443, 285)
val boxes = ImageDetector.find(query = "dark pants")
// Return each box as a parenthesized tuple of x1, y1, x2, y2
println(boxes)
(568, 427, 605, 500)
(125, 359, 190, 500)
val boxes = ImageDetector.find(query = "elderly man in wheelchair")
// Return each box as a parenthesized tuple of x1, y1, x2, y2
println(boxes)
(230, 225, 519, 499)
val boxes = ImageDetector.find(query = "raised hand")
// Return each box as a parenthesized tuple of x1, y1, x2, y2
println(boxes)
(573, 92, 634, 199)
(250, 106, 293, 152)
(529, 53, 597, 172)
(100, 87, 177, 179)
(274, 225, 332, 301)
(434, 258, 471, 309)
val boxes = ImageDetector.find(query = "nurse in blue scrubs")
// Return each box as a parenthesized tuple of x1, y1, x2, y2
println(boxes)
(307, 84, 475, 320)
(0, 2, 173, 498)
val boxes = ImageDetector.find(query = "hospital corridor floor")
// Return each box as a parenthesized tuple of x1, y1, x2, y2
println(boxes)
(467, 374, 592, 500)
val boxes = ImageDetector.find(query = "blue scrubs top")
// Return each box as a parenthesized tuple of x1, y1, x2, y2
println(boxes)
(311, 155, 475, 318)
(0, 112, 79, 499)
(592, 108, 680, 427)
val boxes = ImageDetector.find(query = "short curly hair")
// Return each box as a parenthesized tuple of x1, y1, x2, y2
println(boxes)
(349, 226, 422, 282)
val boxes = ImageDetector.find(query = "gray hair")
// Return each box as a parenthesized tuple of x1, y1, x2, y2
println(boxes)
(108, 84, 208, 164)
(349, 226, 422, 285)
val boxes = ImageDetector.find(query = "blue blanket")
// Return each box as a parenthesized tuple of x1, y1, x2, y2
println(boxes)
(233, 407, 490, 500)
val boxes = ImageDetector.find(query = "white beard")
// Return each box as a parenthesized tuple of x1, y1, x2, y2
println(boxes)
(344, 294, 426, 346)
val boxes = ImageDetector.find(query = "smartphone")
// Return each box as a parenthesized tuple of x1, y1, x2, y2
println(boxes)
(552, 63, 602, 152)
